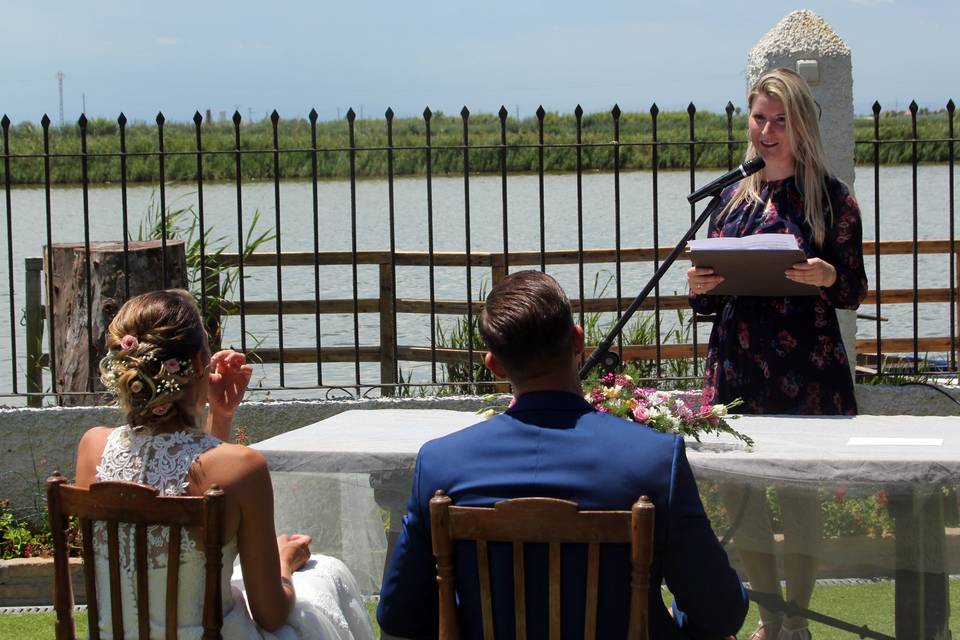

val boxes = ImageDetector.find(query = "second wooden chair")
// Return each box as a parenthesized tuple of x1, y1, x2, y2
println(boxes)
(429, 491, 655, 640)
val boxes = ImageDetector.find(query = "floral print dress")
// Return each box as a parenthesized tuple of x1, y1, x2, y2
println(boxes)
(689, 176, 868, 415)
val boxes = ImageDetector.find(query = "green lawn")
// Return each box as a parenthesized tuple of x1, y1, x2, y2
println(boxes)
(0, 601, 382, 639)
(2, 582, 957, 639)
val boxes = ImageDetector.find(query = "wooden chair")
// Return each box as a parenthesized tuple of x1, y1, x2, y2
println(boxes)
(429, 491, 655, 640)
(46, 471, 226, 640)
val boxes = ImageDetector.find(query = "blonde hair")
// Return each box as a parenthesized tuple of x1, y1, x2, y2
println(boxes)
(99, 289, 209, 433)
(721, 67, 834, 247)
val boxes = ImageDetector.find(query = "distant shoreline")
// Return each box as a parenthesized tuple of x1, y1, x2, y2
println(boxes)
(0, 109, 954, 186)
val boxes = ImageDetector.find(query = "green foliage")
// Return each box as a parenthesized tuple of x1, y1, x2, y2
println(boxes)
(581, 273, 700, 390)
(858, 353, 945, 385)
(0, 501, 53, 559)
(697, 484, 896, 541)
(135, 192, 275, 349)
(1, 108, 953, 185)
(820, 490, 895, 539)
(435, 282, 496, 394)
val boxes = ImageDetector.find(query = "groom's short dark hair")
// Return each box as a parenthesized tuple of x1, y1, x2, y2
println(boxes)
(478, 270, 574, 382)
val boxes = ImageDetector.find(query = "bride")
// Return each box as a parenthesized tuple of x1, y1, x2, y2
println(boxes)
(73, 289, 373, 640)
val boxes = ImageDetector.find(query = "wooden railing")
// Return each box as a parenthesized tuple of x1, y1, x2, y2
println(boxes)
(23, 239, 960, 405)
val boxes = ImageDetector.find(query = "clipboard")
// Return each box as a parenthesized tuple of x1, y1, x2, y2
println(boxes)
(686, 236, 820, 297)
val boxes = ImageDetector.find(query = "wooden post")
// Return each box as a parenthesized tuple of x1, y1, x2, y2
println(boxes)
(490, 254, 507, 289)
(955, 239, 959, 368)
(379, 262, 398, 394)
(24, 257, 44, 407)
(46, 240, 187, 406)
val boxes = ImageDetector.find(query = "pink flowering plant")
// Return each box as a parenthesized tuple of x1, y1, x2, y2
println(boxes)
(587, 372, 752, 446)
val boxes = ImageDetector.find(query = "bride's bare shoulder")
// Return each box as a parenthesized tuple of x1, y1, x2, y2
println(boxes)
(199, 442, 269, 480)
(77, 426, 115, 456)
(75, 426, 116, 485)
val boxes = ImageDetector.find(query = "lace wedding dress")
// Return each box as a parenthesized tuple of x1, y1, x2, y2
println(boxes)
(93, 425, 373, 640)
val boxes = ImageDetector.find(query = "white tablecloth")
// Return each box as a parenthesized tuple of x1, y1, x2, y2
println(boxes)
(255, 410, 960, 489)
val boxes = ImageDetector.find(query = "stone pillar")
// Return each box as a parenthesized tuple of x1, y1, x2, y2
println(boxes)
(748, 10, 858, 378)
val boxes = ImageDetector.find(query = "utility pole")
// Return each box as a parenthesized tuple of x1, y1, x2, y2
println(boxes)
(56, 72, 64, 127)
(82, 92, 86, 115)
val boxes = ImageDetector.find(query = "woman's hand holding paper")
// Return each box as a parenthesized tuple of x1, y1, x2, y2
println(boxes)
(785, 258, 837, 288)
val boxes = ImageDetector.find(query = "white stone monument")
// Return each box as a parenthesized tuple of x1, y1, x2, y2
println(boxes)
(748, 10, 858, 378)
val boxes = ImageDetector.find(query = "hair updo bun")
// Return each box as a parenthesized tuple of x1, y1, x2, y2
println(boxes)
(100, 289, 209, 432)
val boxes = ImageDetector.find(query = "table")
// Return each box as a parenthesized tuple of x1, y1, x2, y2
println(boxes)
(254, 410, 960, 639)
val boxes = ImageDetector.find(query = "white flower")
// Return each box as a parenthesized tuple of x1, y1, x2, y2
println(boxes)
(712, 404, 728, 417)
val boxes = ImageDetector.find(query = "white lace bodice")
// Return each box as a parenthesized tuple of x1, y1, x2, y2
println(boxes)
(95, 425, 223, 569)
(97, 424, 222, 495)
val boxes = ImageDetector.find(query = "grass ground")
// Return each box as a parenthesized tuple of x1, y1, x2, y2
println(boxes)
(0, 601, 382, 640)
(1, 581, 956, 638)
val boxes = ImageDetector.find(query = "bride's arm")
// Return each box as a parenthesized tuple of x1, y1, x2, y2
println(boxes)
(205, 350, 253, 441)
(230, 447, 309, 631)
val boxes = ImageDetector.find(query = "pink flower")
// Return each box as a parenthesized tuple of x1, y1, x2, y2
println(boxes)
(508, 396, 517, 409)
(164, 358, 180, 373)
(700, 386, 716, 406)
(834, 487, 847, 504)
(152, 404, 170, 416)
(632, 406, 650, 422)
(130, 381, 143, 393)
(120, 335, 138, 352)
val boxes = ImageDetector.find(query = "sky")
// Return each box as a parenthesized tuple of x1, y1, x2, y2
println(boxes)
(1, 0, 957, 125)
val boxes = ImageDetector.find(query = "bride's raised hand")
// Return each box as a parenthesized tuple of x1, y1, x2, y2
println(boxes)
(208, 350, 253, 418)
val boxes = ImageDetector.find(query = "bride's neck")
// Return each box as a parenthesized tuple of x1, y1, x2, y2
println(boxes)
(138, 414, 200, 434)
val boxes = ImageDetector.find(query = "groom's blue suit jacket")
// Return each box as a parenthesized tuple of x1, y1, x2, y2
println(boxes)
(377, 391, 748, 639)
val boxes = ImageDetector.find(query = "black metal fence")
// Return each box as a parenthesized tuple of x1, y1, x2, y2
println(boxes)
(2, 99, 957, 404)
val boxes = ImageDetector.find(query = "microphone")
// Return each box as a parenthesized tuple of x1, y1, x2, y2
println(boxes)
(686, 156, 765, 204)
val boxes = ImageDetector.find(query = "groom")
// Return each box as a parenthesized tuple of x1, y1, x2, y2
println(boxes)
(377, 270, 747, 639)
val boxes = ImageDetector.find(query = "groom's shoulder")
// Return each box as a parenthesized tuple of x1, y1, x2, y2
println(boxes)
(421, 414, 507, 454)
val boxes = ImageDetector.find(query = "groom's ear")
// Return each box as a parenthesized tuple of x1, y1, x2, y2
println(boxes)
(572, 325, 585, 356)
(485, 351, 508, 380)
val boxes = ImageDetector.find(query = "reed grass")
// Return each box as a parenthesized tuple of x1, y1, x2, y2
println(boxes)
(0, 108, 955, 185)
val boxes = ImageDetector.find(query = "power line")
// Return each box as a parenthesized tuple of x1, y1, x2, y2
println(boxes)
(56, 71, 64, 127)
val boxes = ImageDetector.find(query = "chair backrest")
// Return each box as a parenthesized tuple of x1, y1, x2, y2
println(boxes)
(46, 471, 226, 640)
(429, 491, 655, 640)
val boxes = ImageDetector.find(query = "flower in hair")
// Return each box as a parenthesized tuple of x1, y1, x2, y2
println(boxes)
(130, 380, 143, 393)
(120, 335, 139, 352)
(163, 358, 181, 373)
(151, 404, 170, 416)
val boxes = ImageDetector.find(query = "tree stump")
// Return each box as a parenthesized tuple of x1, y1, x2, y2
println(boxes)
(46, 240, 188, 406)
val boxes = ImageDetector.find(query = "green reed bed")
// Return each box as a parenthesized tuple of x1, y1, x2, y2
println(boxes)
(0, 108, 955, 185)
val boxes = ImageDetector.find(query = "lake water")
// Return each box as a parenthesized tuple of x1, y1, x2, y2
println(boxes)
(0, 164, 956, 401)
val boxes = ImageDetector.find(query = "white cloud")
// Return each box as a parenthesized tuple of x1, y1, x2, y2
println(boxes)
(153, 35, 183, 46)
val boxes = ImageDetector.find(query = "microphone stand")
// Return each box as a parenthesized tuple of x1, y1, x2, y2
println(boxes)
(579, 192, 725, 379)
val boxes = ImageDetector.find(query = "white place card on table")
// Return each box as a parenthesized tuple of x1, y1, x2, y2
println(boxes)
(847, 437, 944, 446)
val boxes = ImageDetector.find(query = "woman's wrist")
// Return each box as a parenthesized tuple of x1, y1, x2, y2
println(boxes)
(206, 409, 234, 440)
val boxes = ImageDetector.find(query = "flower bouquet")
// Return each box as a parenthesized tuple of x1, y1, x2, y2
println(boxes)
(586, 373, 752, 447)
